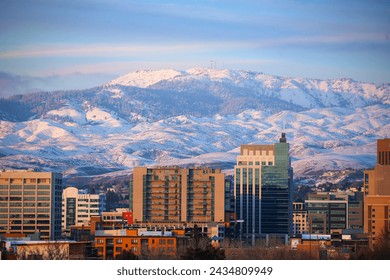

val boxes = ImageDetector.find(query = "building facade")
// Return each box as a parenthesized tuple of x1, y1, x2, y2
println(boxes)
(234, 133, 293, 244)
(293, 202, 308, 235)
(306, 193, 348, 234)
(364, 196, 390, 246)
(61, 187, 106, 236)
(0, 170, 63, 240)
(130, 166, 225, 226)
(364, 139, 390, 196)
(94, 228, 186, 259)
(306, 191, 364, 235)
(363, 138, 390, 246)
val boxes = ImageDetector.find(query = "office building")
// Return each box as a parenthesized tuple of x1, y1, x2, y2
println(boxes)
(293, 202, 308, 235)
(234, 133, 293, 244)
(364, 138, 390, 196)
(306, 191, 364, 234)
(306, 192, 348, 234)
(363, 138, 390, 246)
(130, 166, 225, 226)
(61, 187, 106, 236)
(364, 196, 390, 246)
(0, 170, 63, 240)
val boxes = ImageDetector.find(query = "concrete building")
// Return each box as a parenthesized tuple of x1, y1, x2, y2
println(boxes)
(305, 191, 364, 235)
(293, 202, 308, 235)
(364, 196, 390, 246)
(234, 133, 293, 244)
(61, 187, 106, 236)
(0, 170, 63, 240)
(364, 138, 390, 196)
(347, 191, 364, 230)
(306, 193, 349, 234)
(363, 139, 390, 247)
(130, 166, 225, 226)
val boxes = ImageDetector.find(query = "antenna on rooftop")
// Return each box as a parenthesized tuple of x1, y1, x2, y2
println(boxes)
(279, 120, 287, 143)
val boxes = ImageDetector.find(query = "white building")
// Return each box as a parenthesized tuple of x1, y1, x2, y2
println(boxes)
(61, 187, 105, 236)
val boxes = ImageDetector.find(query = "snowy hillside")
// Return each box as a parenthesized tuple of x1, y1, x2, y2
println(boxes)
(0, 68, 389, 184)
(107, 68, 390, 108)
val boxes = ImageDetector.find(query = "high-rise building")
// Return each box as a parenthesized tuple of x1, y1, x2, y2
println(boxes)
(61, 187, 106, 236)
(363, 138, 390, 246)
(0, 170, 63, 240)
(234, 133, 293, 244)
(130, 166, 225, 226)
(364, 138, 390, 196)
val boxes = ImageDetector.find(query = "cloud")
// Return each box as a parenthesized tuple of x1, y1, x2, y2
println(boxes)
(0, 31, 385, 60)
(0, 72, 43, 97)
(0, 71, 116, 97)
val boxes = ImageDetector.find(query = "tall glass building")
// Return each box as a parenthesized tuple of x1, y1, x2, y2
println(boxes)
(234, 133, 293, 244)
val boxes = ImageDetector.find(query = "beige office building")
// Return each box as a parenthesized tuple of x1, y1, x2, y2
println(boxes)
(363, 138, 390, 246)
(0, 170, 63, 240)
(364, 196, 390, 246)
(364, 139, 390, 196)
(130, 166, 225, 226)
(293, 202, 308, 235)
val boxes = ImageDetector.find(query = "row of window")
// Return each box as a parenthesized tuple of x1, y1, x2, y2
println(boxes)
(0, 178, 50, 184)
(238, 161, 274, 166)
(96, 238, 175, 245)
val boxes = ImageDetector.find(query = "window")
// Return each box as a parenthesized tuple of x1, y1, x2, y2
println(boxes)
(131, 239, 138, 244)
(97, 239, 104, 244)
(116, 239, 123, 244)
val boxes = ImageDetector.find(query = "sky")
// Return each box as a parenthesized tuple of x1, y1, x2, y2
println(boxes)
(0, 0, 389, 96)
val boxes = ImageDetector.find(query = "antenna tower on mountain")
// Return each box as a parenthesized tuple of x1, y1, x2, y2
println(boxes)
(209, 60, 217, 69)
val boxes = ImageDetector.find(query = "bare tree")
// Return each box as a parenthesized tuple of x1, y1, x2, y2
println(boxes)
(17, 242, 69, 260)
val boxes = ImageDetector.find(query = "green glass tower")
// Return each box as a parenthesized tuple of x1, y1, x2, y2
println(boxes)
(234, 133, 293, 244)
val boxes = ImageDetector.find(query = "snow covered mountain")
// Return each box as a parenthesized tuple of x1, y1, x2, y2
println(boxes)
(0, 68, 389, 185)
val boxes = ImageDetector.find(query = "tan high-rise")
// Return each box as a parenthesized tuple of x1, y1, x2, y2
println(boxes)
(0, 170, 63, 240)
(364, 139, 390, 196)
(130, 166, 225, 225)
(363, 138, 390, 247)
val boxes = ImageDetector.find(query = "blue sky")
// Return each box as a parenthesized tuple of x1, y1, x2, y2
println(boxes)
(0, 0, 389, 95)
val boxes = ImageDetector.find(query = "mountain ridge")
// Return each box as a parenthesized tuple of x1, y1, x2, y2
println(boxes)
(0, 68, 389, 185)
